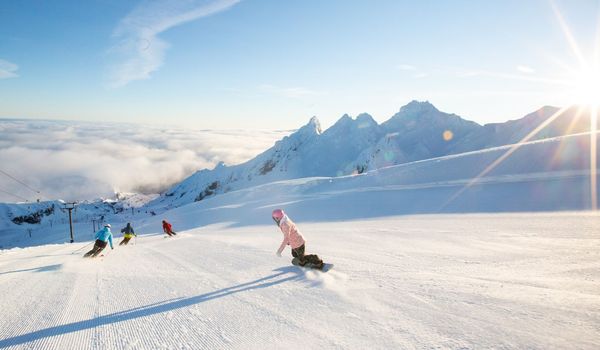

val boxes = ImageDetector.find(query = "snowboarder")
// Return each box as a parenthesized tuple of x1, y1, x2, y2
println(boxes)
(119, 222, 136, 245)
(162, 220, 177, 236)
(272, 209, 324, 269)
(84, 224, 114, 257)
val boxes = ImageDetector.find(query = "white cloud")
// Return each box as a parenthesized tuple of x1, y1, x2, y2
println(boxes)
(0, 59, 18, 79)
(517, 65, 535, 74)
(0, 119, 289, 202)
(107, 0, 240, 87)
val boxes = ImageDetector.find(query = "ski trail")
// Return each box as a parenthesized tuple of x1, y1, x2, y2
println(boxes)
(1, 213, 599, 348)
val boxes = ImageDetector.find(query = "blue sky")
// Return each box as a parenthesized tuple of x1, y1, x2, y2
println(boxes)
(0, 0, 598, 129)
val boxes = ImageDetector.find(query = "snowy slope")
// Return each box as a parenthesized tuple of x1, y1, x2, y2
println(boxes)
(157, 130, 600, 229)
(148, 102, 592, 210)
(1, 125, 600, 348)
(451, 105, 600, 153)
(1, 211, 598, 349)
(148, 113, 383, 209)
(2, 129, 599, 250)
(376, 101, 481, 161)
(0, 196, 157, 249)
(1, 101, 596, 251)
(0, 102, 592, 221)
(146, 117, 322, 209)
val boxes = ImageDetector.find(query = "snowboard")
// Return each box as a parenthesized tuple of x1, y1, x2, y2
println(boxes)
(291, 257, 333, 272)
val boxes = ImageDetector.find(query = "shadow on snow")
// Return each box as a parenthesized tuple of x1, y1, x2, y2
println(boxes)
(0, 266, 305, 347)
(0, 263, 62, 276)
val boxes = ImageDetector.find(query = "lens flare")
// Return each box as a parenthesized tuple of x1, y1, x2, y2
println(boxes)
(441, 106, 570, 210)
(443, 130, 454, 142)
(569, 68, 600, 107)
(591, 105, 598, 210)
(441, 2, 600, 211)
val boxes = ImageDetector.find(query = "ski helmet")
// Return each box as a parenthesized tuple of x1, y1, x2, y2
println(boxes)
(104, 223, 111, 228)
(272, 209, 285, 221)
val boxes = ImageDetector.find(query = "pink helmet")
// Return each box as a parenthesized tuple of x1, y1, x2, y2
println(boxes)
(272, 209, 285, 221)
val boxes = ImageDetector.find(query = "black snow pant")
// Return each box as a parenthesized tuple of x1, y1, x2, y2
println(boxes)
(119, 237, 132, 245)
(291, 244, 323, 267)
(164, 229, 176, 236)
(84, 240, 107, 257)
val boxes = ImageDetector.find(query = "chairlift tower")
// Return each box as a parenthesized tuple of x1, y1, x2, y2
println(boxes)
(63, 202, 76, 243)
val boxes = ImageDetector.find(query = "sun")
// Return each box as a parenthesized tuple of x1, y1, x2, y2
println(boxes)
(441, 2, 600, 211)
(570, 67, 600, 108)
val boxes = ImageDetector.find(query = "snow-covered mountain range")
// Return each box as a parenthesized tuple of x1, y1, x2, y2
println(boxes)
(2, 101, 597, 349)
(149, 101, 595, 209)
(1, 100, 598, 248)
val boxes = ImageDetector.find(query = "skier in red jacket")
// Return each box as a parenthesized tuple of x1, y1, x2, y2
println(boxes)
(162, 220, 177, 236)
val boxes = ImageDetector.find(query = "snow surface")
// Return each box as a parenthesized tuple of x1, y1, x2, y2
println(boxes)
(2, 146, 600, 348)
(2, 130, 600, 250)
(2, 102, 600, 348)
(1, 212, 599, 349)
(146, 103, 596, 210)
(141, 130, 600, 221)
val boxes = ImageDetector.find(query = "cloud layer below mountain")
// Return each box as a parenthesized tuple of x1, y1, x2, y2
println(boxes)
(0, 119, 289, 202)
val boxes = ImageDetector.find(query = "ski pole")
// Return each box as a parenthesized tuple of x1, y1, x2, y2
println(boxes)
(72, 241, 94, 255)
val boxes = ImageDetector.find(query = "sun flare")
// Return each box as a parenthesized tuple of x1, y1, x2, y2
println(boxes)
(442, 2, 600, 211)
(570, 67, 600, 108)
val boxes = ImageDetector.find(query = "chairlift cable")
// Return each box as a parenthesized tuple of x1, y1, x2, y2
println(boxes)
(0, 188, 30, 202)
(0, 168, 48, 199)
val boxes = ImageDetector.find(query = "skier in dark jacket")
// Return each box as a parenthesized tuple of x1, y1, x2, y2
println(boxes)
(119, 222, 136, 245)
(84, 224, 114, 257)
(162, 220, 176, 236)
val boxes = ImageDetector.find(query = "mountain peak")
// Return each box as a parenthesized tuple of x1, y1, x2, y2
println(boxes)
(326, 113, 379, 135)
(309, 116, 322, 134)
(399, 100, 438, 114)
(383, 100, 441, 128)
(298, 116, 322, 135)
(356, 113, 377, 129)
(331, 114, 352, 127)
(356, 113, 376, 123)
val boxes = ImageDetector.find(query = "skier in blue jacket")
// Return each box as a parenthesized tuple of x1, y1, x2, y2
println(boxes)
(84, 224, 114, 258)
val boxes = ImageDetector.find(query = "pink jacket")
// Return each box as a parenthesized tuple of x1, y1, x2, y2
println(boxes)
(276, 215, 306, 254)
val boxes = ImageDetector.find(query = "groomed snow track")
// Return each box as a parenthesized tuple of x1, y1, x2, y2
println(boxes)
(1, 213, 599, 349)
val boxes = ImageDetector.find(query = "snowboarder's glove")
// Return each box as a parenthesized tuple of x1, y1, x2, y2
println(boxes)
(276, 252, 282, 257)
